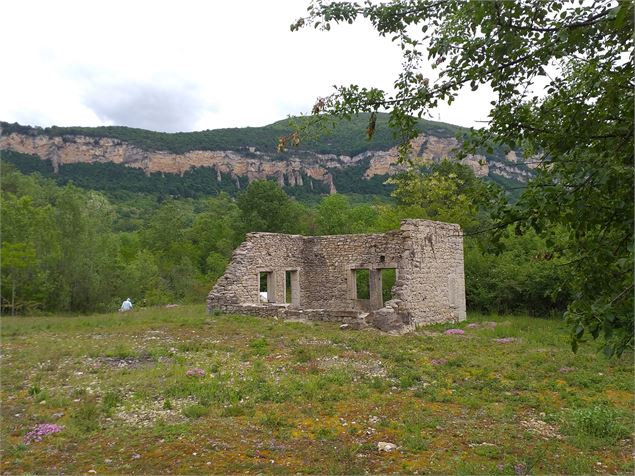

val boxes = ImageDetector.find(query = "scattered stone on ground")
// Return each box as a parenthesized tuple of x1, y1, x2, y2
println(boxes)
(468, 442, 497, 448)
(431, 358, 448, 366)
(86, 355, 158, 369)
(377, 441, 397, 452)
(520, 417, 562, 440)
(316, 355, 387, 379)
(494, 337, 517, 344)
(115, 398, 195, 427)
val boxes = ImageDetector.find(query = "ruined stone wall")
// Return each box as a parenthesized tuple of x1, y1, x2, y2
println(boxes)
(298, 232, 405, 311)
(396, 220, 466, 325)
(206, 233, 304, 310)
(207, 219, 466, 332)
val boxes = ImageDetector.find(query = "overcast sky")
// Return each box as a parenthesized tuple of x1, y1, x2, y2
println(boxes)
(1, 0, 495, 132)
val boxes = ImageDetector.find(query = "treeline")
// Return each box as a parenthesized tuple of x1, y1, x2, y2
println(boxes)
(1, 113, 463, 156)
(1, 159, 570, 316)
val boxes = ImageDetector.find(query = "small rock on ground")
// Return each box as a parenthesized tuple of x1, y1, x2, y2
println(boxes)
(377, 441, 397, 452)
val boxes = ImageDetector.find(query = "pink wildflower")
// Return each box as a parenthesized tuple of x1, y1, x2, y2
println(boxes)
(24, 423, 62, 444)
(444, 328, 465, 335)
(186, 367, 205, 378)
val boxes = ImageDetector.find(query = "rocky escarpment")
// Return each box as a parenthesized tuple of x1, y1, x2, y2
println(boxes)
(0, 129, 532, 193)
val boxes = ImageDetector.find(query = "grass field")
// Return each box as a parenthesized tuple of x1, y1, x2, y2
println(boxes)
(1, 305, 633, 474)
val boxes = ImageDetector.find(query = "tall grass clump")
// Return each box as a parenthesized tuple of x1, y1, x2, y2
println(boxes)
(563, 404, 628, 446)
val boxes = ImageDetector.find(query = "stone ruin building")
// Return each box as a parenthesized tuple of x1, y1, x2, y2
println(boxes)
(207, 219, 466, 333)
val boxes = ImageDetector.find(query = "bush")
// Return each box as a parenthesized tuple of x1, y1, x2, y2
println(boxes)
(465, 230, 571, 315)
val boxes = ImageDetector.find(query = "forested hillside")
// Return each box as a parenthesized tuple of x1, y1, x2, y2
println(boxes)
(0, 150, 377, 202)
(1, 114, 531, 201)
(1, 113, 462, 156)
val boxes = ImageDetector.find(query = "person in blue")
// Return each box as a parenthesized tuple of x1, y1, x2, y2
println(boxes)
(119, 298, 133, 312)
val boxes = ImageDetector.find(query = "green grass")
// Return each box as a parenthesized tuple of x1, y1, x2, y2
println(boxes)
(0, 305, 632, 474)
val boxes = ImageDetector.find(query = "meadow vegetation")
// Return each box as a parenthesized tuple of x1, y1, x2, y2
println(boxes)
(1, 305, 632, 474)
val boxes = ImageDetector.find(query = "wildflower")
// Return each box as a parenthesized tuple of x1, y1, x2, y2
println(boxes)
(431, 359, 447, 366)
(444, 328, 465, 335)
(466, 323, 479, 328)
(24, 423, 62, 444)
(186, 368, 205, 378)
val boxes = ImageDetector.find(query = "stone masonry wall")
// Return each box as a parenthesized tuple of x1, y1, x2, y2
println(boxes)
(395, 220, 466, 326)
(207, 219, 466, 332)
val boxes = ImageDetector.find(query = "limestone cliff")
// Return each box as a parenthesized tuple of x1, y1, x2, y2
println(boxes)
(0, 128, 531, 192)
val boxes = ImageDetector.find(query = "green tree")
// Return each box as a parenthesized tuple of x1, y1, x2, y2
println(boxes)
(315, 194, 379, 235)
(53, 187, 122, 312)
(388, 160, 498, 231)
(237, 180, 303, 234)
(187, 194, 241, 275)
(121, 249, 164, 306)
(0, 181, 60, 312)
(316, 194, 351, 234)
(1, 242, 37, 315)
(140, 200, 196, 270)
(465, 229, 571, 315)
(294, 0, 633, 355)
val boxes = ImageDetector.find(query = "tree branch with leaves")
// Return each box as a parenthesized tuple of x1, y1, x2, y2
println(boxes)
(292, 0, 634, 356)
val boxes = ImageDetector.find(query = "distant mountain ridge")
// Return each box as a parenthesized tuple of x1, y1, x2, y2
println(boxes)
(0, 114, 462, 156)
(0, 114, 534, 199)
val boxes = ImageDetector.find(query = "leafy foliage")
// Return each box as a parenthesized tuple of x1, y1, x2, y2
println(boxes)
(387, 159, 500, 232)
(294, 0, 634, 355)
(236, 180, 305, 234)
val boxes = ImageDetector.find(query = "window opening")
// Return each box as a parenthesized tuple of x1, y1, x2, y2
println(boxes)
(285, 271, 293, 303)
(259, 271, 273, 302)
(381, 268, 397, 304)
(355, 269, 370, 299)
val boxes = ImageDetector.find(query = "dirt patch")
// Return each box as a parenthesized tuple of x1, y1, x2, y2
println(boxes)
(115, 398, 195, 427)
(88, 355, 163, 369)
(316, 355, 387, 378)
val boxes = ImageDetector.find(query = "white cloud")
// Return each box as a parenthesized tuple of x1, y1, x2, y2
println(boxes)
(0, 0, 494, 131)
